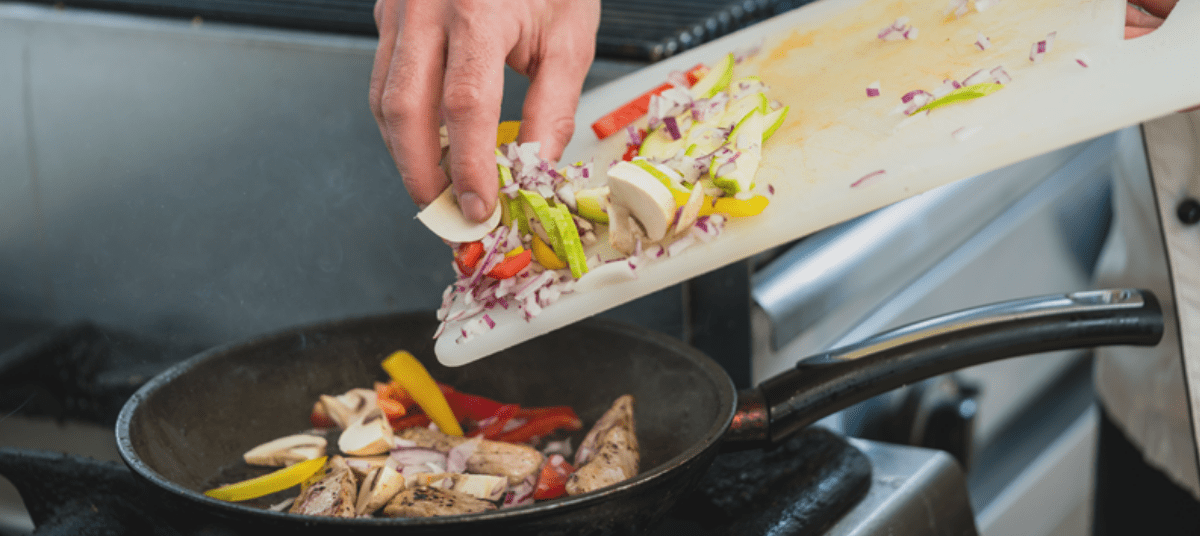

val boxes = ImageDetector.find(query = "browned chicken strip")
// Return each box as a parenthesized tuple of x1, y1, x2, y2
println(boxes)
(382, 486, 497, 518)
(288, 455, 358, 517)
(565, 395, 639, 496)
(397, 427, 544, 486)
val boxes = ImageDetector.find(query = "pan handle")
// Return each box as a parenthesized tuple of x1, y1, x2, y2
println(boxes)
(727, 289, 1163, 447)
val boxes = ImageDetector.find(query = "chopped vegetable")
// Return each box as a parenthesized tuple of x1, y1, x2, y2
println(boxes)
(497, 407, 584, 444)
(911, 83, 1003, 115)
(878, 16, 917, 41)
(381, 350, 464, 436)
(975, 33, 991, 51)
(531, 235, 567, 270)
(205, 456, 327, 502)
(591, 64, 706, 139)
(485, 248, 531, 279)
(533, 454, 574, 501)
(851, 169, 887, 188)
(866, 81, 881, 98)
(454, 242, 485, 275)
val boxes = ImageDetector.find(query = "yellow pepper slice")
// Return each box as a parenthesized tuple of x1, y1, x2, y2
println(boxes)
(531, 235, 567, 270)
(382, 350, 464, 436)
(700, 195, 770, 218)
(496, 121, 521, 146)
(504, 246, 525, 258)
(204, 456, 326, 502)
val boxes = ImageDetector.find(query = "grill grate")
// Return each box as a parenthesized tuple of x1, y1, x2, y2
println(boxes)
(21, 0, 815, 61)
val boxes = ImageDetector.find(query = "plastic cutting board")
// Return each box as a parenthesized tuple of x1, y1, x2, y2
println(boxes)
(437, 0, 1200, 366)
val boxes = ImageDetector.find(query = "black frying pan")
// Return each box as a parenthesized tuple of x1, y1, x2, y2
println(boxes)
(116, 288, 1162, 535)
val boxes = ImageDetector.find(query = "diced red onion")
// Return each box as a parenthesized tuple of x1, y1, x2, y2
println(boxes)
(768, 184, 776, 196)
(866, 81, 881, 98)
(974, 0, 996, 11)
(446, 437, 480, 474)
(502, 475, 537, 508)
(391, 448, 448, 469)
(990, 66, 1011, 85)
(667, 69, 690, 89)
(851, 169, 887, 188)
(668, 235, 696, 256)
(946, 0, 968, 16)
(663, 116, 682, 140)
(1075, 53, 1090, 68)
(878, 17, 916, 41)
(962, 69, 989, 86)
(975, 33, 991, 51)
(625, 125, 643, 147)
(542, 439, 573, 459)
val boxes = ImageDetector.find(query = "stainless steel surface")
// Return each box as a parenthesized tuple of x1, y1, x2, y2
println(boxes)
(752, 138, 1094, 352)
(753, 130, 1117, 452)
(827, 438, 978, 536)
(0, 3, 654, 346)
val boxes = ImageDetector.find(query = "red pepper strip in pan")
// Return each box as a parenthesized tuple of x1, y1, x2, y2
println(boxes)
(389, 413, 432, 431)
(438, 383, 508, 422)
(454, 241, 485, 275)
(533, 454, 574, 501)
(590, 64, 706, 140)
(495, 409, 584, 444)
(485, 249, 531, 280)
(470, 403, 520, 439)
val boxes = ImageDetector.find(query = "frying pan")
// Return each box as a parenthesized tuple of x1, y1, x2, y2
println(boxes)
(116, 288, 1162, 535)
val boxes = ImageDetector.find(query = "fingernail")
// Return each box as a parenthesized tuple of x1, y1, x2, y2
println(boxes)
(458, 191, 489, 223)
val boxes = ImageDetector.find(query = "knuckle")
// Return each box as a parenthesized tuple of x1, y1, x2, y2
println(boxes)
(378, 89, 420, 123)
(441, 82, 487, 121)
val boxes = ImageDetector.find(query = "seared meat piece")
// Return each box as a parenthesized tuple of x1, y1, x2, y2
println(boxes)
(382, 486, 497, 518)
(288, 455, 358, 517)
(566, 395, 639, 495)
(397, 427, 544, 486)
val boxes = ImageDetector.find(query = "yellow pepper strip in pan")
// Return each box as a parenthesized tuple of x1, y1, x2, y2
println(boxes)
(382, 350, 464, 436)
(204, 456, 327, 502)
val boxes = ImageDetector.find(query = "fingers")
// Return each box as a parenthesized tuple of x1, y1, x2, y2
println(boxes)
(516, 1, 600, 162)
(441, 6, 510, 222)
(1125, 2, 1166, 36)
(1127, 0, 1175, 20)
(373, 1, 450, 207)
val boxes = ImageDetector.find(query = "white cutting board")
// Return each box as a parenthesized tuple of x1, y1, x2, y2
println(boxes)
(437, 0, 1200, 366)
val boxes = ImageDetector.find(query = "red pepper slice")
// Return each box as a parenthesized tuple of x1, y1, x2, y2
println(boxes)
(485, 249, 531, 280)
(621, 141, 641, 162)
(454, 241, 485, 275)
(310, 408, 338, 428)
(496, 412, 584, 444)
(439, 384, 508, 423)
(533, 454, 574, 501)
(471, 403, 520, 439)
(389, 413, 432, 431)
(591, 64, 706, 140)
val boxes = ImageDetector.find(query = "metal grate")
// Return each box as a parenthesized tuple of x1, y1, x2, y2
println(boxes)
(25, 0, 814, 61)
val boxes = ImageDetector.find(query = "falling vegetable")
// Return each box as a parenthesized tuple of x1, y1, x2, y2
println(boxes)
(382, 350, 464, 436)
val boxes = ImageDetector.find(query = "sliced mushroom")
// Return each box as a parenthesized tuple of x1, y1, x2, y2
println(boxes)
(242, 434, 327, 467)
(415, 473, 507, 502)
(356, 464, 406, 515)
(672, 183, 706, 237)
(289, 455, 358, 518)
(344, 455, 391, 480)
(339, 409, 395, 456)
(315, 387, 377, 430)
(607, 205, 648, 256)
(607, 161, 677, 242)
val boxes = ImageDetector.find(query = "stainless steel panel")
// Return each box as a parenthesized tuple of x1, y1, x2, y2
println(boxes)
(827, 439, 979, 536)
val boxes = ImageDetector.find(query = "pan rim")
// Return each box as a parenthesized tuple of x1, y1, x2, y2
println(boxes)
(114, 311, 737, 527)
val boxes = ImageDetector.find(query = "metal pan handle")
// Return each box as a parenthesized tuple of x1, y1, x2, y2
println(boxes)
(727, 289, 1163, 446)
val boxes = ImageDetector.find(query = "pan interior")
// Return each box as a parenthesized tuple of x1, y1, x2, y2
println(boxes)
(116, 312, 734, 518)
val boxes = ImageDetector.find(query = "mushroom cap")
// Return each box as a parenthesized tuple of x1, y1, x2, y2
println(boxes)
(416, 186, 502, 243)
(606, 161, 677, 242)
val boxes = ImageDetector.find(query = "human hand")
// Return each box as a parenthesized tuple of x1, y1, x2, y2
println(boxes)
(370, 0, 601, 222)
(1125, 0, 1174, 38)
